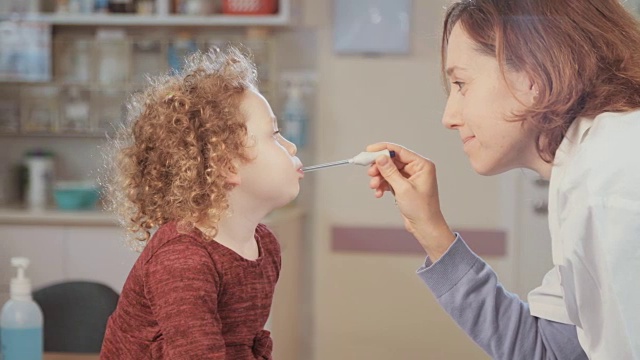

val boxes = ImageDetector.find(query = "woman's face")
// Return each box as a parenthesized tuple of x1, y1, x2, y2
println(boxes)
(442, 24, 546, 176)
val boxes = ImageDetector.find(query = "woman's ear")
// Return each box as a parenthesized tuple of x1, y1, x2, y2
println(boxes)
(510, 70, 538, 105)
(530, 83, 540, 103)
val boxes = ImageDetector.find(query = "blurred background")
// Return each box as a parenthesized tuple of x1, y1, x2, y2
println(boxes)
(1, 0, 638, 359)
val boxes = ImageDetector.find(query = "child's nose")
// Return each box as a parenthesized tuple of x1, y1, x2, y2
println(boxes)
(282, 137, 297, 155)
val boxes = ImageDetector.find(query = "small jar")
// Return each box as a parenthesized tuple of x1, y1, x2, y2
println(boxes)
(222, 0, 277, 15)
(108, 0, 134, 13)
(185, 0, 210, 14)
(136, 0, 154, 14)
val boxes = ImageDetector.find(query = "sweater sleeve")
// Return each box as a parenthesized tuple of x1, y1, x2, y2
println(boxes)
(144, 236, 226, 359)
(417, 234, 587, 360)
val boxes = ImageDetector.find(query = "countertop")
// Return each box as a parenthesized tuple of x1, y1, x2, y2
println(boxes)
(0, 204, 303, 227)
(44, 353, 99, 360)
(0, 205, 117, 226)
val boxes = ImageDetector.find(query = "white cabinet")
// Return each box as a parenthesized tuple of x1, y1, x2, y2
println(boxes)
(0, 224, 67, 303)
(64, 226, 140, 290)
(0, 224, 139, 305)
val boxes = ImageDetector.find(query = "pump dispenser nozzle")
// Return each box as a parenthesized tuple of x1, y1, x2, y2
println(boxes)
(10, 257, 32, 300)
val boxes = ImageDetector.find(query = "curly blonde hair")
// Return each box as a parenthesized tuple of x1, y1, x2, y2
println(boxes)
(104, 47, 258, 249)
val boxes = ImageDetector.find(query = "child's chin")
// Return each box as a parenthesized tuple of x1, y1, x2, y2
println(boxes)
(269, 193, 297, 210)
(283, 191, 301, 206)
(288, 193, 301, 204)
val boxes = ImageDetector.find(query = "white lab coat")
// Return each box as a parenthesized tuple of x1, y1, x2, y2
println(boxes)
(528, 110, 640, 359)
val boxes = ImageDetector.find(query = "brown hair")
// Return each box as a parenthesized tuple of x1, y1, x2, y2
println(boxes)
(104, 47, 258, 248)
(442, 0, 640, 161)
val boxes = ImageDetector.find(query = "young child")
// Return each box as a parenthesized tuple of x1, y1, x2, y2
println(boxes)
(100, 47, 303, 359)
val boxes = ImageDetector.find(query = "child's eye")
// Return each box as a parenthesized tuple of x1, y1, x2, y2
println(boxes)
(453, 81, 465, 92)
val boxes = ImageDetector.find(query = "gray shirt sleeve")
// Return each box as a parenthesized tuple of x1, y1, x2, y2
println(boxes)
(417, 234, 587, 360)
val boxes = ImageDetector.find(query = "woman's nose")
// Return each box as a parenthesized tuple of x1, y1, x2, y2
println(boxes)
(442, 95, 463, 130)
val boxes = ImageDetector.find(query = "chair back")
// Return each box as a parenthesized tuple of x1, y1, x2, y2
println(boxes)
(33, 281, 119, 353)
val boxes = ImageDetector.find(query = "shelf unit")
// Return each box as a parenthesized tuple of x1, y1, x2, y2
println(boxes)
(31, 10, 290, 27)
(1, 0, 291, 27)
(0, 0, 289, 137)
(1, 8, 290, 27)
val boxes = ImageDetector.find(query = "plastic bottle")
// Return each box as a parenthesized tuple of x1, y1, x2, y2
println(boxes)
(94, 0, 109, 13)
(0, 257, 44, 360)
(167, 32, 197, 73)
(281, 83, 308, 148)
(24, 150, 55, 210)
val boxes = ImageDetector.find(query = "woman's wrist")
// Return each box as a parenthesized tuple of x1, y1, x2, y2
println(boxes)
(413, 221, 456, 262)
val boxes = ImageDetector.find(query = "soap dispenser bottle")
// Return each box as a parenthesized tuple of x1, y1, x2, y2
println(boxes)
(0, 257, 43, 360)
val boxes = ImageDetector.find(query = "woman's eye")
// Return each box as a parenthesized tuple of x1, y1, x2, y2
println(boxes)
(453, 81, 465, 91)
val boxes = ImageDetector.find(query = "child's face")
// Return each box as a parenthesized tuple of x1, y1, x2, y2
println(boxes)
(441, 24, 541, 176)
(235, 88, 303, 209)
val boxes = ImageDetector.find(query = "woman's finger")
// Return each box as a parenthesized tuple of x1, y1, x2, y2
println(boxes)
(366, 142, 421, 166)
(369, 176, 382, 189)
(368, 164, 380, 177)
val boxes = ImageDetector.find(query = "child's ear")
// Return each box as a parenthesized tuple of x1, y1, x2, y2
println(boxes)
(225, 172, 241, 186)
(224, 164, 241, 185)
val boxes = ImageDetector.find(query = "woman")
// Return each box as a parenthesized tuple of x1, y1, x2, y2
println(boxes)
(367, 0, 640, 358)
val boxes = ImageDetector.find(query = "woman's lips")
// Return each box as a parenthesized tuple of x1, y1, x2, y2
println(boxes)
(462, 136, 475, 144)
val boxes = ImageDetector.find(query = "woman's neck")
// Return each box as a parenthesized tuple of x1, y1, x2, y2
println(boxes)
(529, 157, 553, 180)
(521, 136, 554, 180)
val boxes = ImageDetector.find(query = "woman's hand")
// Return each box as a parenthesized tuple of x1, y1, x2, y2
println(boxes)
(367, 142, 455, 261)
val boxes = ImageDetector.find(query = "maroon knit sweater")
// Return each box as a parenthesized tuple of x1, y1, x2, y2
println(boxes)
(100, 222, 281, 359)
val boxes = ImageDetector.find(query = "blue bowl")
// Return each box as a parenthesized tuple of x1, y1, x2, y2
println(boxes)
(53, 185, 101, 210)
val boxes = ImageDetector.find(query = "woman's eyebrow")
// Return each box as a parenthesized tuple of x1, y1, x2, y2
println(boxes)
(446, 65, 468, 77)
